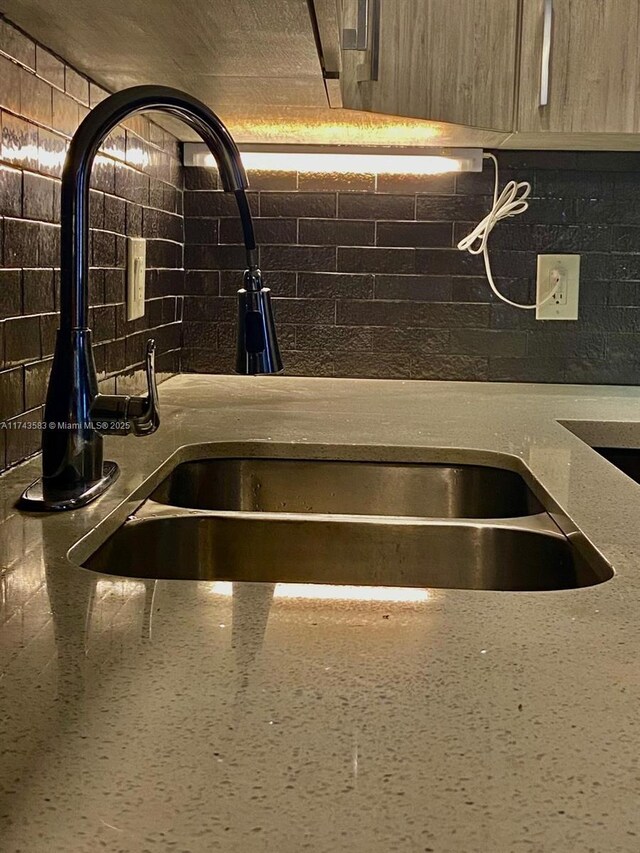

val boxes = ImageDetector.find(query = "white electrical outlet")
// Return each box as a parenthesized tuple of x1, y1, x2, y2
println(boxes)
(127, 237, 146, 320)
(536, 254, 580, 321)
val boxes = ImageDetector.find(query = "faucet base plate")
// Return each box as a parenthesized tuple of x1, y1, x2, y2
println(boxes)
(17, 461, 120, 512)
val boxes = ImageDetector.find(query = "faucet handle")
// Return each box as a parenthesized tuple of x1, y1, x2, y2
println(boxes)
(91, 338, 160, 437)
(127, 338, 160, 436)
(145, 338, 158, 404)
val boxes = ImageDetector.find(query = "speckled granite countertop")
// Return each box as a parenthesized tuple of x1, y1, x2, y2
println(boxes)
(3, 374, 640, 853)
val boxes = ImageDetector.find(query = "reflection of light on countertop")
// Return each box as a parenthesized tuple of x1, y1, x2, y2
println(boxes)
(206, 581, 430, 603)
(96, 579, 147, 597)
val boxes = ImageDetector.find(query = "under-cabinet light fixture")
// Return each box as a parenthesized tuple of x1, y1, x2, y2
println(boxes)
(183, 143, 482, 174)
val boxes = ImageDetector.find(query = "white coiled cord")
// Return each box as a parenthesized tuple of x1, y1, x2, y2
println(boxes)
(457, 153, 556, 310)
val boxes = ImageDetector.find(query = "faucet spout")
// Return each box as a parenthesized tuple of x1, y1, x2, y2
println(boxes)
(60, 85, 254, 329)
(18, 85, 282, 512)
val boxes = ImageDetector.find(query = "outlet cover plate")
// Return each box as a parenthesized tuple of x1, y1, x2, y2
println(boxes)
(127, 237, 146, 321)
(536, 253, 580, 321)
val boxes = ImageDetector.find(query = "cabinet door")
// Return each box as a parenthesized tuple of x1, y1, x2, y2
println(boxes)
(518, 0, 640, 133)
(341, 0, 519, 131)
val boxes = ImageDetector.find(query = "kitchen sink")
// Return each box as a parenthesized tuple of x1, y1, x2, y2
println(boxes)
(76, 452, 613, 593)
(82, 514, 610, 592)
(149, 459, 543, 519)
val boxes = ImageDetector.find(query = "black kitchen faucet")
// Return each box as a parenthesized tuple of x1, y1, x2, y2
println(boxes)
(19, 86, 282, 511)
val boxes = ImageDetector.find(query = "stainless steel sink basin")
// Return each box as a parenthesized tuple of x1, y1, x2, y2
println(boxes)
(149, 459, 542, 519)
(82, 514, 610, 591)
(76, 452, 613, 593)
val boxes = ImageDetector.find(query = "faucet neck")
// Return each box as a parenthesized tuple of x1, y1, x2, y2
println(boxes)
(18, 86, 265, 510)
(60, 85, 251, 329)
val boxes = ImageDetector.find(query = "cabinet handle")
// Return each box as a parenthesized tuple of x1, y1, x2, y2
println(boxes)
(342, 0, 369, 50)
(369, 0, 380, 81)
(539, 0, 553, 106)
(352, 0, 381, 82)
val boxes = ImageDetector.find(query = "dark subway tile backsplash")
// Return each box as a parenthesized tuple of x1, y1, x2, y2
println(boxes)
(259, 192, 336, 219)
(376, 220, 453, 248)
(262, 244, 337, 273)
(338, 246, 415, 275)
(297, 272, 374, 299)
(299, 218, 374, 247)
(183, 152, 640, 387)
(338, 192, 414, 220)
(0, 16, 183, 474)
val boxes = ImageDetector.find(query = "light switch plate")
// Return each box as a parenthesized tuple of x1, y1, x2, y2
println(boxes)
(127, 237, 146, 321)
(536, 254, 580, 321)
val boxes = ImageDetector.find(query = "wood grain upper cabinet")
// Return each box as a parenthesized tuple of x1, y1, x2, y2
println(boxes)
(340, 0, 520, 131)
(518, 0, 640, 133)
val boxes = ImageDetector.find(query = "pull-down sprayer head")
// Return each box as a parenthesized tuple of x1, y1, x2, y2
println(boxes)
(236, 266, 283, 375)
(232, 188, 282, 375)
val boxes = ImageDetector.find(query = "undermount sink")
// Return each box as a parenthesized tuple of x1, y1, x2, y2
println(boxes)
(149, 458, 543, 519)
(82, 514, 607, 591)
(76, 453, 613, 593)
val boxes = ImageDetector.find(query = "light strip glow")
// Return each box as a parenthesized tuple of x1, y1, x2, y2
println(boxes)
(207, 581, 430, 603)
(183, 143, 482, 175)
(240, 152, 462, 174)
